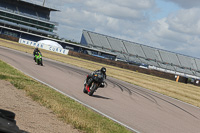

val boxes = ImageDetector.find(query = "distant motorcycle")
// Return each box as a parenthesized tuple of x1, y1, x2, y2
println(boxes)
(35, 52, 43, 66)
(83, 72, 106, 96)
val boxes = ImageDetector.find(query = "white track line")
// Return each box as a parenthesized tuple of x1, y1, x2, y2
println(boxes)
(11, 66, 140, 133)
(2, 45, 200, 132)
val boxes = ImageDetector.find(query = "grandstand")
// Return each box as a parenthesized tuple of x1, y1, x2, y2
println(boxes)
(0, 0, 117, 60)
(1, 0, 199, 80)
(80, 30, 200, 79)
(0, 0, 58, 41)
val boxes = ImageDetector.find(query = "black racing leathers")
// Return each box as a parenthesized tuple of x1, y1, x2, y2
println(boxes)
(33, 49, 41, 61)
(33, 49, 41, 56)
(86, 70, 106, 87)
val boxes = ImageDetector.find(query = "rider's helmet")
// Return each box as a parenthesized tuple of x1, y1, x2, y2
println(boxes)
(101, 67, 106, 74)
(35, 47, 38, 51)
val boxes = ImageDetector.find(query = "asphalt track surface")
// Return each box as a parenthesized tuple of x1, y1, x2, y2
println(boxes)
(0, 46, 200, 133)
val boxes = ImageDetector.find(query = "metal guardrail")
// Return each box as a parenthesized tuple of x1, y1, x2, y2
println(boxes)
(0, 19, 56, 36)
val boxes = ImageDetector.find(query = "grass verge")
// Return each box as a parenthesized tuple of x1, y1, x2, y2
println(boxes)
(0, 38, 199, 108)
(0, 60, 132, 133)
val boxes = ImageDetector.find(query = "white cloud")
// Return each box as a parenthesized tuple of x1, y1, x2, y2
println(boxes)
(167, 8, 200, 35)
(49, 0, 155, 41)
(142, 7, 200, 58)
(84, 0, 152, 20)
(113, 0, 155, 9)
(24, 0, 200, 58)
(164, 0, 200, 8)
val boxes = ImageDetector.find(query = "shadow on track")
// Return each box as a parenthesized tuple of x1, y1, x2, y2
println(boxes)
(92, 95, 111, 100)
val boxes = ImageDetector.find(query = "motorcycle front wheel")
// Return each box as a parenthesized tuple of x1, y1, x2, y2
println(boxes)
(41, 60, 43, 66)
(88, 83, 98, 96)
(37, 59, 39, 65)
(83, 87, 88, 93)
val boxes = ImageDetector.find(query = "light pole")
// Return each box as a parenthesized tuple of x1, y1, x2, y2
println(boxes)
(43, 0, 46, 6)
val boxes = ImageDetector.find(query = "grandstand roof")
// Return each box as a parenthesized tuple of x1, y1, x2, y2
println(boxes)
(4, 0, 59, 12)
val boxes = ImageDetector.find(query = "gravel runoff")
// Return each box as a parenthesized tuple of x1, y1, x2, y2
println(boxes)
(0, 80, 82, 133)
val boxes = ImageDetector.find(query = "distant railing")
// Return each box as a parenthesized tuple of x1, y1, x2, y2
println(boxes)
(0, 8, 58, 25)
(0, 19, 57, 36)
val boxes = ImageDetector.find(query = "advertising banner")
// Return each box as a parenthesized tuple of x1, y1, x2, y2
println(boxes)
(19, 38, 69, 55)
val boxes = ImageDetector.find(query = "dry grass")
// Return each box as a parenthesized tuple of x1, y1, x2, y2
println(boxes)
(0, 60, 131, 133)
(0, 38, 200, 108)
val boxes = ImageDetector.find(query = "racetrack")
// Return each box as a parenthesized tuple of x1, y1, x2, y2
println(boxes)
(0, 46, 200, 133)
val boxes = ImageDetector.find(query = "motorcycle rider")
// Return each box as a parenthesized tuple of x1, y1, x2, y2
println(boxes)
(85, 67, 107, 87)
(33, 47, 42, 62)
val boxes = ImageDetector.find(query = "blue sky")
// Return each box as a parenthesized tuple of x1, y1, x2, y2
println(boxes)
(26, 0, 200, 58)
(152, 0, 180, 20)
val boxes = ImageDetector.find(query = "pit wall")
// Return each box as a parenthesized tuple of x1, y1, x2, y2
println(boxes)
(68, 50, 199, 85)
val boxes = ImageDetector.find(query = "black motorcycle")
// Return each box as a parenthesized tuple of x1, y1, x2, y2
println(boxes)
(83, 72, 106, 96)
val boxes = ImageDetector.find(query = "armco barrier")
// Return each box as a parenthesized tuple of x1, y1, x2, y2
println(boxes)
(0, 34, 19, 42)
(68, 50, 191, 83)
(4, 36, 191, 84)
(19, 38, 69, 55)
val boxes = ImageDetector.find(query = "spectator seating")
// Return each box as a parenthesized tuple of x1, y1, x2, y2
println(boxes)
(81, 30, 200, 78)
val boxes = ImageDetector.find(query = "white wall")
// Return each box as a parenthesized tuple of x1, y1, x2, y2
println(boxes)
(19, 38, 69, 55)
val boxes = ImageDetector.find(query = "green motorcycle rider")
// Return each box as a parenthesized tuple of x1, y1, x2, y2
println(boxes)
(33, 47, 43, 66)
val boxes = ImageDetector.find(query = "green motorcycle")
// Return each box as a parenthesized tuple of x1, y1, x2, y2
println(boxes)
(35, 52, 43, 66)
